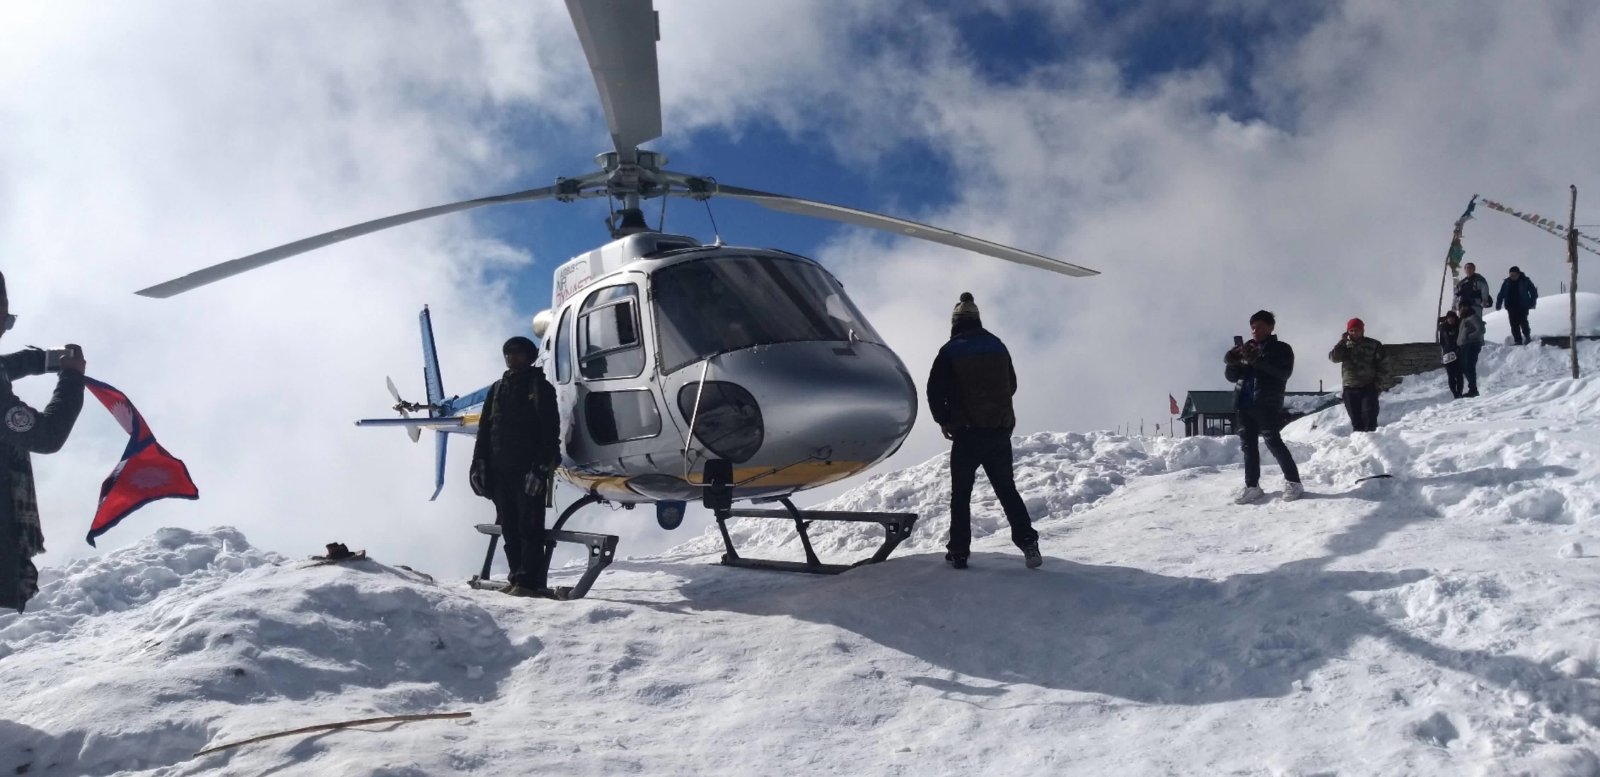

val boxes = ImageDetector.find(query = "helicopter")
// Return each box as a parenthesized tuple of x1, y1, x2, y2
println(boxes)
(135, 0, 1099, 598)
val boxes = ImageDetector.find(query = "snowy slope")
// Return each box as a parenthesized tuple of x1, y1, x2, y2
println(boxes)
(2, 343, 1599, 776)
(1483, 291, 1600, 344)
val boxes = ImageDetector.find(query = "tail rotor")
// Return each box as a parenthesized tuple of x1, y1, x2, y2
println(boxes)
(385, 376, 424, 443)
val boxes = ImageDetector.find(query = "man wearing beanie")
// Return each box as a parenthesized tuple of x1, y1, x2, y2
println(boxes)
(926, 292, 1042, 570)
(1329, 317, 1388, 433)
(470, 335, 561, 598)
(1225, 310, 1302, 503)
(1495, 266, 1539, 345)
(0, 270, 87, 612)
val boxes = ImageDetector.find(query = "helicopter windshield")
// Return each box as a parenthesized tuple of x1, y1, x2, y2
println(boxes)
(652, 254, 883, 373)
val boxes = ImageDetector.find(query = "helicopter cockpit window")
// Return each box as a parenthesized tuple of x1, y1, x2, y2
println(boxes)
(652, 255, 882, 374)
(577, 283, 644, 380)
(555, 308, 573, 384)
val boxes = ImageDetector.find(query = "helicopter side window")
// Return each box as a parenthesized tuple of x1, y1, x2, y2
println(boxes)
(584, 390, 662, 445)
(577, 284, 644, 381)
(555, 308, 574, 384)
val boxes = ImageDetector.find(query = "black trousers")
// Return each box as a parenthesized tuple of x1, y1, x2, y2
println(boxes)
(1507, 308, 1532, 345)
(490, 470, 549, 589)
(947, 430, 1038, 557)
(1238, 409, 1299, 488)
(1342, 385, 1381, 432)
(1443, 358, 1464, 398)
(1459, 343, 1482, 394)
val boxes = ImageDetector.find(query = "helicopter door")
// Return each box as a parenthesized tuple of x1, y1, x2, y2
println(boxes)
(576, 283, 645, 381)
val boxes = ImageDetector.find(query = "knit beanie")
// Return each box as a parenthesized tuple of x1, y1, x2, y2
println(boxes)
(503, 336, 537, 354)
(1346, 317, 1364, 331)
(951, 292, 980, 323)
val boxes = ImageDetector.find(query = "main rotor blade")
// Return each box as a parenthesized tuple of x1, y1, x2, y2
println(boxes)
(698, 183, 1100, 277)
(136, 185, 561, 298)
(565, 0, 662, 160)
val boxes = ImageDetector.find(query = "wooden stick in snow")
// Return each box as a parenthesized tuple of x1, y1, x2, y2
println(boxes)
(193, 711, 472, 758)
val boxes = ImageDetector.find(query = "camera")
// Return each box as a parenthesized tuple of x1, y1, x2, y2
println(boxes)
(42, 346, 78, 373)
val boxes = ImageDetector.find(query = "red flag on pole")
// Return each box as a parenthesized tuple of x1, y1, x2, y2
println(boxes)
(83, 377, 199, 546)
(1169, 394, 1181, 415)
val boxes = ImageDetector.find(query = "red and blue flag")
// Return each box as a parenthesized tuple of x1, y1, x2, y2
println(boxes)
(84, 377, 198, 545)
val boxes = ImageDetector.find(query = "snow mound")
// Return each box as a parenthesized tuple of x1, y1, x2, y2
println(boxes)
(0, 528, 526, 776)
(0, 527, 279, 658)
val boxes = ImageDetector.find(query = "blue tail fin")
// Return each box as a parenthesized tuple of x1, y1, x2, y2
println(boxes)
(430, 431, 449, 501)
(420, 306, 445, 414)
(420, 306, 448, 500)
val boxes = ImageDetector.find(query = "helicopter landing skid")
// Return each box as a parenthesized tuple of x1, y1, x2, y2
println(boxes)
(715, 497, 917, 575)
(468, 494, 618, 600)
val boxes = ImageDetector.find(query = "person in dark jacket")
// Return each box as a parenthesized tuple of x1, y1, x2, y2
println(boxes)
(926, 292, 1040, 571)
(1495, 266, 1539, 345)
(1328, 317, 1389, 433)
(1457, 302, 1486, 398)
(0, 270, 86, 612)
(470, 336, 561, 598)
(1437, 311, 1463, 399)
(1453, 262, 1493, 315)
(1224, 310, 1302, 504)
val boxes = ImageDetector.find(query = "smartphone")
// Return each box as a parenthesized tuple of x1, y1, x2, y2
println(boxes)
(42, 347, 74, 372)
(1233, 335, 1244, 347)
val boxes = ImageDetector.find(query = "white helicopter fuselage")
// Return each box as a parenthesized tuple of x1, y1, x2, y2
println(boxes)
(539, 232, 917, 504)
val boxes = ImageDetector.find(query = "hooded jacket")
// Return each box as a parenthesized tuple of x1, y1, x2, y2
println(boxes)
(1496, 276, 1539, 311)
(927, 323, 1018, 432)
(1458, 310, 1486, 347)
(471, 365, 560, 476)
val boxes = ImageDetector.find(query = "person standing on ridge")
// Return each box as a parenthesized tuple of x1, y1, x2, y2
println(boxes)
(1453, 262, 1493, 315)
(1437, 310, 1464, 399)
(1224, 309, 1303, 504)
(1495, 265, 1539, 345)
(926, 292, 1041, 571)
(0, 270, 87, 613)
(470, 336, 561, 598)
(1329, 317, 1389, 433)
(1457, 302, 1486, 398)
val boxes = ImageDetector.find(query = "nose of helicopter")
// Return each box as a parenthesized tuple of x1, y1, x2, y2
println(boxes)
(670, 341, 917, 472)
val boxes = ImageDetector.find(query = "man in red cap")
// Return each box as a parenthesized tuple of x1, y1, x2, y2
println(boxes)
(1329, 318, 1388, 433)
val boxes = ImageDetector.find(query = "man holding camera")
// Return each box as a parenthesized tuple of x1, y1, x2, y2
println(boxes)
(470, 336, 561, 599)
(0, 270, 86, 612)
(1329, 318, 1389, 433)
(1224, 310, 1302, 504)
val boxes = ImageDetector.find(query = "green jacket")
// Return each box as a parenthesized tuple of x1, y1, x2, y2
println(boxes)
(1329, 336, 1388, 388)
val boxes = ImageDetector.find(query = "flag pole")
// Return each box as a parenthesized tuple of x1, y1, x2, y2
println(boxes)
(1569, 185, 1580, 379)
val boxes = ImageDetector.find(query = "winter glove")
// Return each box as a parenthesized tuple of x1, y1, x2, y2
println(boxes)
(524, 465, 550, 498)
(469, 460, 492, 498)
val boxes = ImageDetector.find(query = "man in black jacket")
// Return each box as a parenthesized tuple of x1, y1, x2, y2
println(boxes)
(0, 270, 86, 612)
(1495, 266, 1539, 345)
(1224, 310, 1302, 504)
(470, 336, 561, 598)
(927, 292, 1041, 570)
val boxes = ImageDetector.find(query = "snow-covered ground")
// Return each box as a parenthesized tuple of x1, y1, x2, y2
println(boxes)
(3, 342, 1599, 776)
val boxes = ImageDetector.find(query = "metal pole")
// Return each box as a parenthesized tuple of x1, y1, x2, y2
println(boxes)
(1570, 185, 1580, 379)
(1436, 255, 1449, 321)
